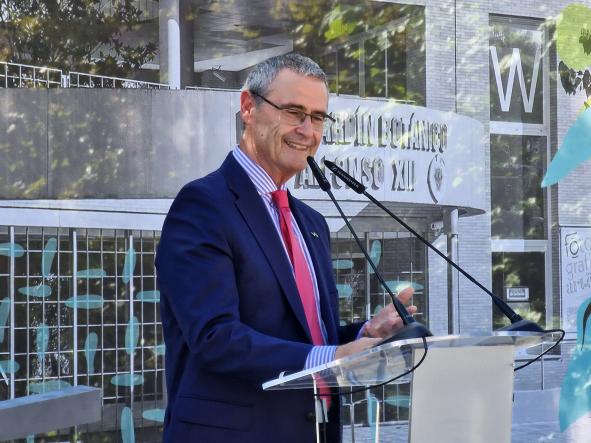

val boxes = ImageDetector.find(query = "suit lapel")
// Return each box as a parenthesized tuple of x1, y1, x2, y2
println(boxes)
(220, 155, 314, 343)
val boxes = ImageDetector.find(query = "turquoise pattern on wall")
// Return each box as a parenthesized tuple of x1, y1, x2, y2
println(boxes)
(111, 315, 144, 387)
(18, 285, 52, 299)
(18, 237, 57, 300)
(559, 296, 591, 431)
(121, 407, 135, 443)
(36, 323, 49, 360)
(41, 238, 57, 277)
(332, 259, 353, 270)
(154, 344, 166, 356)
(135, 290, 160, 303)
(384, 280, 424, 293)
(28, 379, 71, 394)
(142, 408, 165, 423)
(75, 268, 106, 279)
(0, 227, 164, 441)
(0, 298, 10, 343)
(125, 316, 139, 356)
(0, 242, 24, 257)
(84, 332, 98, 374)
(0, 359, 20, 374)
(111, 373, 145, 387)
(65, 295, 104, 310)
(336, 284, 353, 298)
(122, 247, 136, 285)
(542, 107, 591, 187)
(369, 240, 382, 274)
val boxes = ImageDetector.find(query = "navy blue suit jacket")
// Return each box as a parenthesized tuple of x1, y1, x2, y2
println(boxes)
(156, 153, 362, 443)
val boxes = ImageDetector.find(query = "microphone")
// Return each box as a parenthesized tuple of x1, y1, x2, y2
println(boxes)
(306, 156, 432, 343)
(323, 159, 544, 333)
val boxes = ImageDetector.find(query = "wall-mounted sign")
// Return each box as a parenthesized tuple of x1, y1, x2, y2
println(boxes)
(489, 21, 543, 124)
(289, 96, 486, 213)
(198, 91, 485, 213)
(561, 227, 591, 334)
(505, 286, 530, 301)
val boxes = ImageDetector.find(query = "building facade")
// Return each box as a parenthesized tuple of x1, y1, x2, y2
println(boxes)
(1, 0, 591, 441)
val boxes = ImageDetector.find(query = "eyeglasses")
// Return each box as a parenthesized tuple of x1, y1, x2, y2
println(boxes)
(251, 91, 334, 132)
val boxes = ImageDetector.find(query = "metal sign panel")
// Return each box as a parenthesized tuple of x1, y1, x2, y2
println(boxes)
(288, 96, 486, 213)
(506, 287, 530, 301)
(560, 227, 591, 334)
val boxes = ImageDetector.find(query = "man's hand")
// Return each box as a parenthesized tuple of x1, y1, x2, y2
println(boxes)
(333, 287, 417, 360)
(361, 287, 417, 339)
(335, 337, 381, 360)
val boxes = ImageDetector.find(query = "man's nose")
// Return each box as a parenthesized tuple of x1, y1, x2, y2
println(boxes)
(296, 114, 315, 136)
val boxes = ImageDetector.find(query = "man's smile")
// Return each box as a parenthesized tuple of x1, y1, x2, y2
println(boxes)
(284, 140, 310, 151)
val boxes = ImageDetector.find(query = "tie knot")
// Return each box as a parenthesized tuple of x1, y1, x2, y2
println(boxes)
(271, 190, 290, 209)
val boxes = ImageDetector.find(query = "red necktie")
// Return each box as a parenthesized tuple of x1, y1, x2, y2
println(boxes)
(271, 190, 324, 345)
(271, 190, 331, 408)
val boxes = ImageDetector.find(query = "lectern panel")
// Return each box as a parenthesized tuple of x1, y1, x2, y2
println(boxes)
(262, 332, 561, 391)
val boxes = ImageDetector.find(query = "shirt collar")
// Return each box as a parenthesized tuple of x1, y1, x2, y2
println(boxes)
(232, 146, 287, 196)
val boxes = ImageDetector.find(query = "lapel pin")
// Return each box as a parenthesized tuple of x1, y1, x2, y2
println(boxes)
(311, 231, 319, 238)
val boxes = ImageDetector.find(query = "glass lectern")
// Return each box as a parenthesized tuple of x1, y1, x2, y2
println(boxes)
(263, 332, 561, 443)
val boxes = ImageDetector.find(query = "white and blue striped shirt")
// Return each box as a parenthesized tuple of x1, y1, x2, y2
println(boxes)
(232, 147, 336, 368)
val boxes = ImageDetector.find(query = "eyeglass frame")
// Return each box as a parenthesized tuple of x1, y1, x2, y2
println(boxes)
(250, 91, 335, 131)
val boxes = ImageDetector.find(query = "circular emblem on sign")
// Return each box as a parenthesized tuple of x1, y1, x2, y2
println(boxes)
(428, 154, 446, 203)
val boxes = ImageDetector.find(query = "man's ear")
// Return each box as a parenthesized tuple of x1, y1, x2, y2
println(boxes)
(240, 90, 256, 125)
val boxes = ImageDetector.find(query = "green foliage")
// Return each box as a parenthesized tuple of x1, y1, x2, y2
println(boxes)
(270, 0, 425, 103)
(554, 4, 591, 105)
(556, 3, 591, 71)
(321, 5, 363, 42)
(0, 0, 156, 77)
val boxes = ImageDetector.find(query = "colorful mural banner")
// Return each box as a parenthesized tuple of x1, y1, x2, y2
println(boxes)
(561, 227, 591, 334)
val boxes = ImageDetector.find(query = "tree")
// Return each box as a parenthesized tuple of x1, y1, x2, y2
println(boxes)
(0, 0, 156, 77)
(270, 0, 425, 103)
(559, 61, 591, 102)
(555, 3, 591, 107)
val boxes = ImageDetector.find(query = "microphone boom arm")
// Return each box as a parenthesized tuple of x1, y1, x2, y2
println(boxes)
(306, 156, 432, 341)
(323, 159, 542, 332)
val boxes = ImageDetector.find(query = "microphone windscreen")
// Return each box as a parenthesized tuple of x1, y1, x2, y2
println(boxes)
(324, 160, 366, 194)
(306, 156, 331, 192)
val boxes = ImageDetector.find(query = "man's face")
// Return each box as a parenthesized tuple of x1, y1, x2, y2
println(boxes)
(240, 69, 329, 186)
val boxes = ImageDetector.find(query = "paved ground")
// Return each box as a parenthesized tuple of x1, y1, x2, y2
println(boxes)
(342, 421, 574, 442)
(340, 389, 591, 442)
(342, 420, 591, 442)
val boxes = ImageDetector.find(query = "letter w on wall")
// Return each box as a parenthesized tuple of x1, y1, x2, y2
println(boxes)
(490, 46, 542, 113)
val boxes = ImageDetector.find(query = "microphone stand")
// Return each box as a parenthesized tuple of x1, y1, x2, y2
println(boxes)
(306, 157, 432, 343)
(323, 159, 543, 333)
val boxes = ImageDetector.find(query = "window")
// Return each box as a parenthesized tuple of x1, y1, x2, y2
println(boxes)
(332, 230, 427, 423)
(490, 134, 547, 239)
(1, 226, 164, 420)
(489, 16, 550, 329)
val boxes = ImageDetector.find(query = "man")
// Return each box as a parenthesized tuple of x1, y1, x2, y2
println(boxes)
(156, 53, 416, 443)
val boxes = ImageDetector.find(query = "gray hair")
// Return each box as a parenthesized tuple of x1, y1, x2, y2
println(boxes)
(242, 53, 328, 97)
